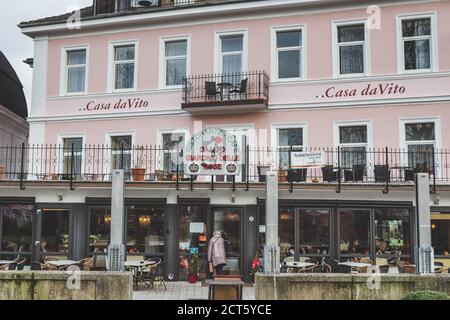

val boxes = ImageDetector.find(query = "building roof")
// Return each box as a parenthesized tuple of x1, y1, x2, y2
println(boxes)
(0, 51, 28, 119)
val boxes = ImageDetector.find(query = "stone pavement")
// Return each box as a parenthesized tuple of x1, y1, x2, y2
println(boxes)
(133, 281, 256, 300)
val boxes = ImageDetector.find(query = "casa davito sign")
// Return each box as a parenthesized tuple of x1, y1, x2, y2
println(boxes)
(184, 128, 240, 176)
(79, 97, 149, 112)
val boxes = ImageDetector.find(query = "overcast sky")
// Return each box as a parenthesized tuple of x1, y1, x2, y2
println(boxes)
(0, 0, 92, 109)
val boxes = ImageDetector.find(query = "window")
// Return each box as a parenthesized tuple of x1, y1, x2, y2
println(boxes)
(374, 208, 411, 256)
(1, 205, 33, 260)
(110, 135, 132, 178)
(279, 208, 295, 262)
(160, 131, 185, 173)
(339, 209, 371, 257)
(112, 44, 136, 90)
(274, 28, 303, 80)
(404, 121, 436, 168)
(62, 137, 83, 179)
(89, 207, 111, 256)
(275, 126, 304, 169)
(220, 34, 244, 75)
(65, 49, 87, 94)
(337, 124, 368, 168)
(126, 206, 165, 255)
(40, 209, 70, 256)
(334, 22, 367, 76)
(399, 16, 434, 72)
(163, 39, 188, 87)
(431, 214, 450, 256)
(298, 209, 330, 256)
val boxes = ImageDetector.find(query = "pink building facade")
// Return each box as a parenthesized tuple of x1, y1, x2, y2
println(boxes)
(1, 0, 446, 279)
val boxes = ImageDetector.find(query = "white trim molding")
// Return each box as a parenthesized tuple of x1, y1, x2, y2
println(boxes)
(332, 18, 371, 79)
(158, 34, 192, 90)
(59, 45, 89, 96)
(271, 24, 307, 83)
(396, 11, 438, 74)
(214, 29, 248, 74)
(107, 40, 139, 93)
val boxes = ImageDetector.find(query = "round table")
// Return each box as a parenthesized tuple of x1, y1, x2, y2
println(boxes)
(124, 261, 157, 288)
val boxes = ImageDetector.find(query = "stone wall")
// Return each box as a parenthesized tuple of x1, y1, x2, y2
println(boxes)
(0, 271, 133, 300)
(256, 274, 450, 300)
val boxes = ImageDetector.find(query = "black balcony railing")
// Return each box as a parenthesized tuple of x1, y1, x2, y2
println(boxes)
(182, 71, 270, 107)
(0, 144, 448, 193)
(94, 0, 247, 15)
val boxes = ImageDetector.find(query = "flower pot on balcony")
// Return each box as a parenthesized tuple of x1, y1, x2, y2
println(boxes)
(0, 165, 4, 178)
(131, 168, 146, 182)
(188, 273, 197, 284)
(278, 169, 287, 183)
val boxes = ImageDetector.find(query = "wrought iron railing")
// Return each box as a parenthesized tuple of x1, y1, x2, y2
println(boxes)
(182, 71, 270, 105)
(94, 0, 249, 15)
(0, 144, 448, 192)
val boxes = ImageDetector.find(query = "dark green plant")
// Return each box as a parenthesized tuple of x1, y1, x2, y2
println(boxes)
(188, 254, 199, 275)
(402, 291, 450, 300)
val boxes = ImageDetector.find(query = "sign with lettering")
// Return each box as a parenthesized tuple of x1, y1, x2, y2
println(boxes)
(184, 128, 240, 176)
(317, 82, 407, 100)
(79, 98, 150, 112)
(291, 151, 325, 169)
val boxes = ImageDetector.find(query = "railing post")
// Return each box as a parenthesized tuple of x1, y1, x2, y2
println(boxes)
(121, 144, 124, 170)
(190, 175, 194, 191)
(232, 175, 236, 192)
(258, 71, 261, 99)
(289, 145, 293, 193)
(19, 143, 25, 190)
(176, 147, 180, 191)
(383, 146, 389, 194)
(70, 143, 75, 191)
(246, 144, 250, 191)
(211, 175, 214, 191)
(337, 146, 341, 194)
(431, 148, 436, 194)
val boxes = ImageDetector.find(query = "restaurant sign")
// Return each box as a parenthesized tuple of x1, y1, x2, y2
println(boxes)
(291, 151, 325, 169)
(184, 128, 240, 176)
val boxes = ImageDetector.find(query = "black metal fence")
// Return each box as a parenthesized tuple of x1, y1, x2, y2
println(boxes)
(94, 0, 249, 15)
(182, 71, 270, 105)
(0, 144, 448, 192)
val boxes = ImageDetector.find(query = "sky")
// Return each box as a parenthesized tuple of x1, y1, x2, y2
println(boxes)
(0, 0, 92, 109)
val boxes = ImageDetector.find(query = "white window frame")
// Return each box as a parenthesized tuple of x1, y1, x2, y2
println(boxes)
(399, 117, 441, 152)
(396, 12, 438, 74)
(57, 134, 86, 178)
(60, 45, 89, 96)
(156, 128, 190, 172)
(271, 25, 306, 82)
(333, 120, 373, 175)
(107, 40, 138, 93)
(332, 19, 371, 78)
(105, 131, 136, 174)
(271, 123, 308, 170)
(214, 29, 248, 74)
(159, 35, 191, 89)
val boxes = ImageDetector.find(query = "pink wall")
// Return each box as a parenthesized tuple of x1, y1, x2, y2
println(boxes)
(45, 1, 450, 96)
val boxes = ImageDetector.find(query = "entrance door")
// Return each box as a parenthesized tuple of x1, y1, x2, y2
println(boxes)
(211, 208, 243, 276)
(32, 208, 71, 265)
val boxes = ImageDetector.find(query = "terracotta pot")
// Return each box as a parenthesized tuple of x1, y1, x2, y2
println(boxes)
(188, 273, 197, 284)
(0, 165, 3, 177)
(131, 168, 146, 181)
(278, 170, 287, 183)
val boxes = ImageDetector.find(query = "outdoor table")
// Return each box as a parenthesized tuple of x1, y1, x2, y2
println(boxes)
(338, 261, 372, 268)
(124, 261, 157, 289)
(283, 261, 315, 272)
(46, 260, 79, 269)
(206, 278, 244, 300)
(0, 260, 13, 265)
(217, 82, 233, 100)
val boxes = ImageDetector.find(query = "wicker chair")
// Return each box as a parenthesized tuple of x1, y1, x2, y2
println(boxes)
(403, 263, 416, 274)
(0, 264, 9, 271)
(78, 258, 94, 271)
(40, 262, 58, 271)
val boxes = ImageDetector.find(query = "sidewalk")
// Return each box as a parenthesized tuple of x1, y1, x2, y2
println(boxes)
(133, 281, 256, 300)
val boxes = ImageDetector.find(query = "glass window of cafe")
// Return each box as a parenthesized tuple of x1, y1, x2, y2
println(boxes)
(178, 205, 208, 280)
(126, 206, 165, 257)
(40, 209, 70, 258)
(432, 213, 450, 257)
(0, 204, 33, 260)
(89, 207, 111, 256)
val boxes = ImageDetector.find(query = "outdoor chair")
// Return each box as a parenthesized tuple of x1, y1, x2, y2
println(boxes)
(78, 257, 94, 271)
(288, 169, 308, 182)
(205, 81, 222, 100)
(15, 257, 27, 270)
(141, 259, 167, 292)
(374, 165, 390, 183)
(257, 165, 271, 183)
(379, 265, 390, 273)
(338, 264, 353, 273)
(230, 78, 248, 99)
(321, 165, 337, 182)
(324, 258, 340, 273)
(434, 262, 444, 274)
(344, 165, 365, 182)
(403, 264, 416, 274)
(40, 263, 58, 271)
(404, 167, 420, 182)
(0, 264, 8, 271)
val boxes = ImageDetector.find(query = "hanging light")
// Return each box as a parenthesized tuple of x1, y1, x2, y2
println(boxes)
(104, 214, 112, 224)
(139, 215, 152, 226)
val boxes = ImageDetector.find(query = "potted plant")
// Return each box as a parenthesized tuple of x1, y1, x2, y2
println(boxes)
(278, 165, 287, 183)
(0, 163, 4, 178)
(250, 252, 262, 284)
(188, 254, 199, 284)
(131, 145, 146, 182)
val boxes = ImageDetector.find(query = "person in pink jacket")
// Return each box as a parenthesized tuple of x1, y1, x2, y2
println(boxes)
(208, 231, 227, 275)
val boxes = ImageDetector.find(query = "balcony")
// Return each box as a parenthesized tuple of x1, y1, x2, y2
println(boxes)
(181, 71, 270, 114)
(0, 145, 448, 193)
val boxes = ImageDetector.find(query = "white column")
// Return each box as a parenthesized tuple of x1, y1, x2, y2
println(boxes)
(264, 171, 280, 274)
(108, 169, 126, 272)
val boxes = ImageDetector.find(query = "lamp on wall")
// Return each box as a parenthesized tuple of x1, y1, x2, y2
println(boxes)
(139, 215, 152, 226)
(104, 214, 112, 224)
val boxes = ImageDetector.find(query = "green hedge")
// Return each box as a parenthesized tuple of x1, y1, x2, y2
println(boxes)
(403, 291, 450, 300)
